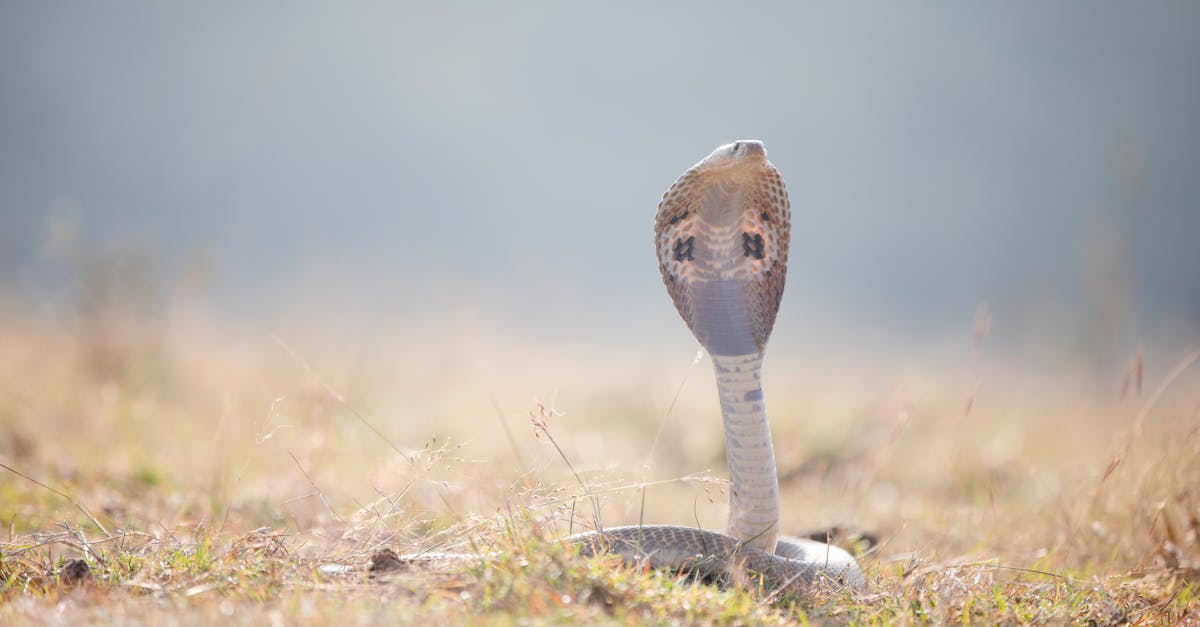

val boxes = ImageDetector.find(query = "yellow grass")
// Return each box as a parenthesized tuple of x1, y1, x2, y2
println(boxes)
(1, 295, 1198, 625)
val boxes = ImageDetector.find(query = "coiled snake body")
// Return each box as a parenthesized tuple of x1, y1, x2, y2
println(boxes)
(395, 141, 863, 595)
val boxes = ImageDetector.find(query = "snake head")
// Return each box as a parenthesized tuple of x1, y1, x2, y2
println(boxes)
(694, 140, 769, 180)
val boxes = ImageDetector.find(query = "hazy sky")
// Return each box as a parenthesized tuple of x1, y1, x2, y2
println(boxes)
(1, 3, 1197, 349)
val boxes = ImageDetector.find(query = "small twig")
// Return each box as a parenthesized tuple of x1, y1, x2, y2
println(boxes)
(527, 472, 723, 512)
(638, 485, 648, 527)
(278, 491, 322, 507)
(1102, 348, 1200, 489)
(58, 521, 106, 565)
(959, 561, 1084, 584)
(1131, 581, 1193, 622)
(288, 451, 347, 527)
(734, 523, 778, 553)
(1134, 348, 1200, 432)
(491, 396, 529, 475)
(0, 461, 108, 535)
(271, 334, 412, 464)
(644, 348, 705, 470)
(530, 400, 602, 531)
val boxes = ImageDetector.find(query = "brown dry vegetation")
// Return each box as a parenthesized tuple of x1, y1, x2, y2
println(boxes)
(1, 291, 1198, 626)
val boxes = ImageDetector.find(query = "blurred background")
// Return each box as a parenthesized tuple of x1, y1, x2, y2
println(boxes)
(1, 2, 1198, 374)
(3, 4, 1200, 563)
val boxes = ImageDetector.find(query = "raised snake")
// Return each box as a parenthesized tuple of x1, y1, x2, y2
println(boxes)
(392, 141, 864, 595)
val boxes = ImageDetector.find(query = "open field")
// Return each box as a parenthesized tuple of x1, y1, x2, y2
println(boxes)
(4, 3, 1199, 625)
(1, 298, 1198, 625)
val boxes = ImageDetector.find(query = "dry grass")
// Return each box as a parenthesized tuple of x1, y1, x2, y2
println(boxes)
(1, 295, 1198, 626)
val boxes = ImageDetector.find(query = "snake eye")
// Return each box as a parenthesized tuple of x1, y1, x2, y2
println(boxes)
(731, 142, 741, 154)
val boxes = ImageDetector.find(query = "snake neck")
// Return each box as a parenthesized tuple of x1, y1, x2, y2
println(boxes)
(711, 352, 780, 553)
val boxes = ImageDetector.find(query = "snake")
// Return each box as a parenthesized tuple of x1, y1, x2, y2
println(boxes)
(388, 141, 864, 596)
(564, 140, 863, 594)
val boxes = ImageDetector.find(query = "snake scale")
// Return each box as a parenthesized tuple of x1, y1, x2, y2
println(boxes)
(394, 141, 864, 595)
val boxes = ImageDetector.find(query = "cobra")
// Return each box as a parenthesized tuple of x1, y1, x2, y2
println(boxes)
(394, 141, 864, 595)
(565, 140, 863, 593)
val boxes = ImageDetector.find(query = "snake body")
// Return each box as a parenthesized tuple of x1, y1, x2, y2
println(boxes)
(569, 141, 862, 593)
(393, 141, 863, 595)
(655, 141, 790, 549)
